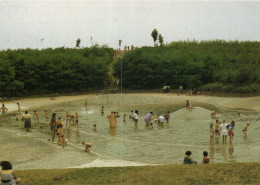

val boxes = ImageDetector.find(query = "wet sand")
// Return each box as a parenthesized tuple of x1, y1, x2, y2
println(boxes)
(3, 93, 260, 113)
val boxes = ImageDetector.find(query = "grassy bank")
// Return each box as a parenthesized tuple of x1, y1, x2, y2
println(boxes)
(16, 163, 260, 185)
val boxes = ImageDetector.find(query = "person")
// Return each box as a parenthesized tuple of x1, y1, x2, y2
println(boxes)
(179, 85, 183, 94)
(108, 111, 117, 128)
(129, 110, 134, 119)
(44, 111, 49, 121)
(185, 100, 192, 111)
(57, 124, 65, 150)
(210, 123, 214, 144)
(242, 122, 250, 136)
(82, 142, 92, 152)
(211, 110, 217, 118)
(220, 120, 228, 143)
(183, 151, 197, 164)
(215, 120, 220, 137)
(101, 106, 104, 115)
(56, 117, 63, 146)
(144, 112, 153, 126)
(65, 111, 70, 127)
(149, 123, 153, 129)
(33, 111, 39, 123)
(134, 110, 138, 126)
(158, 115, 164, 125)
(84, 100, 88, 110)
(123, 114, 126, 122)
(75, 113, 79, 130)
(93, 124, 97, 131)
(115, 112, 120, 118)
(202, 151, 210, 164)
(17, 103, 20, 112)
(22, 111, 31, 132)
(228, 120, 235, 144)
(0, 161, 21, 184)
(50, 113, 57, 142)
(69, 114, 74, 127)
(164, 111, 170, 123)
(1, 104, 8, 119)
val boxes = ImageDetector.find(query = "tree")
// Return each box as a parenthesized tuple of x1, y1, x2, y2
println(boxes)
(159, 34, 164, 46)
(76, 38, 81, 48)
(119, 40, 122, 50)
(90, 36, 93, 47)
(151, 29, 158, 46)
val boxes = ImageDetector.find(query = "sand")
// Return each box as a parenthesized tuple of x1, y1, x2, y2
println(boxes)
(2, 93, 260, 113)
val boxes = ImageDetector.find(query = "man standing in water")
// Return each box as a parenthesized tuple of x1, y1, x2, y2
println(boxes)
(1, 104, 8, 119)
(22, 111, 31, 132)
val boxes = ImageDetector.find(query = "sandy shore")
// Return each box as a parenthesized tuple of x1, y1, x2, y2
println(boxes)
(2, 93, 260, 113)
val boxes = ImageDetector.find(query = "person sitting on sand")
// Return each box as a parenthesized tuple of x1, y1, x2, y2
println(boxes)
(1, 104, 8, 119)
(0, 161, 21, 184)
(82, 142, 92, 152)
(242, 122, 250, 136)
(202, 151, 210, 164)
(183, 151, 197, 164)
(185, 100, 192, 111)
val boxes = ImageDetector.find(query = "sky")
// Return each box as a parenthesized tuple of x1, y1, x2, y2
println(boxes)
(0, 0, 259, 50)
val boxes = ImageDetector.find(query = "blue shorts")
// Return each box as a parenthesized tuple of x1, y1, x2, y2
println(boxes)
(2, 112, 6, 116)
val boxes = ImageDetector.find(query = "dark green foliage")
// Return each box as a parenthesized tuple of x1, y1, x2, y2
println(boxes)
(0, 46, 114, 97)
(114, 40, 260, 92)
(151, 29, 158, 46)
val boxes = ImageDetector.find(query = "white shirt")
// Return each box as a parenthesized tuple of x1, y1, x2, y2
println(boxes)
(134, 113, 138, 119)
(220, 123, 228, 135)
(158, 115, 164, 123)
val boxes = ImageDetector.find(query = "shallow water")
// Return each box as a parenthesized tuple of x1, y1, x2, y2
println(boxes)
(1, 94, 260, 169)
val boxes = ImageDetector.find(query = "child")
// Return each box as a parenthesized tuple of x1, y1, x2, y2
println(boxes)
(65, 111, 70, 127)
(149, 123, 153, 129)
(210, 123, 214, 144)
(0, 161, 21, 184)
(129, 110, 134, 119)
(17, 102, 20, 112)
(82, 142, 92, 152)
(228, 120, 235, 144)
(242, 122, 250, 136)
(220, 120, 228, 143)
(101, 106, 104, 115)
(44, 111, 49, 121)
(164, 111, 170, 123)
(183, 151, 197, 164)
(134, 110, 138, 126)
(75, 113, 79, 130)
(211, 110, 217, 118)
(215, 120, 220, 137)
(93, 124, 97, 131)
(33, 110, 39, 123)
(123, 114, 126, 122)
(203, 151, 210, 164)
(57, 124, 65, 150)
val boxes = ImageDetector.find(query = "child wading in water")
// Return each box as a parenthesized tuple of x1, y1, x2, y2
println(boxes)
(164, 111, 170, 123)
(57, 123, 65, 150)
(0, 161, 21, 184)
(210, 123, 214, 144)
(242, 122, 250, 136)
(93, 124, 97, 131)
(82, 142, 92, 152)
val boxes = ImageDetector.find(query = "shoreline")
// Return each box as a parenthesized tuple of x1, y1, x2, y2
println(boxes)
(2, 93, 260, 113)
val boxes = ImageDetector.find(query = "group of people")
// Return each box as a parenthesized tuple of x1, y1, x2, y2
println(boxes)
(183, 151, 210, 164)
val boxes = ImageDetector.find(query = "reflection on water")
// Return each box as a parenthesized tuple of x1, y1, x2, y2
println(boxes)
(0, 95, 260, 169)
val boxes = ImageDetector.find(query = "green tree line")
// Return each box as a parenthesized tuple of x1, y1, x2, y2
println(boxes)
(114, 40, 260, 93)
(0, 46, 114, 97)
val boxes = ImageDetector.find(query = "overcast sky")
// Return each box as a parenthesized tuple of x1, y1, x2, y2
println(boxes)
(0, 0, 259, 50)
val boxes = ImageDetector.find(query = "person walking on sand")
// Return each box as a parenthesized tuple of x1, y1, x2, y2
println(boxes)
(220, 120, 228, 143)
(242, 122, 250, 136)
(108, 111, 117, 128)
(22, 111, 31, 132)
(1, 104, 8, 119)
